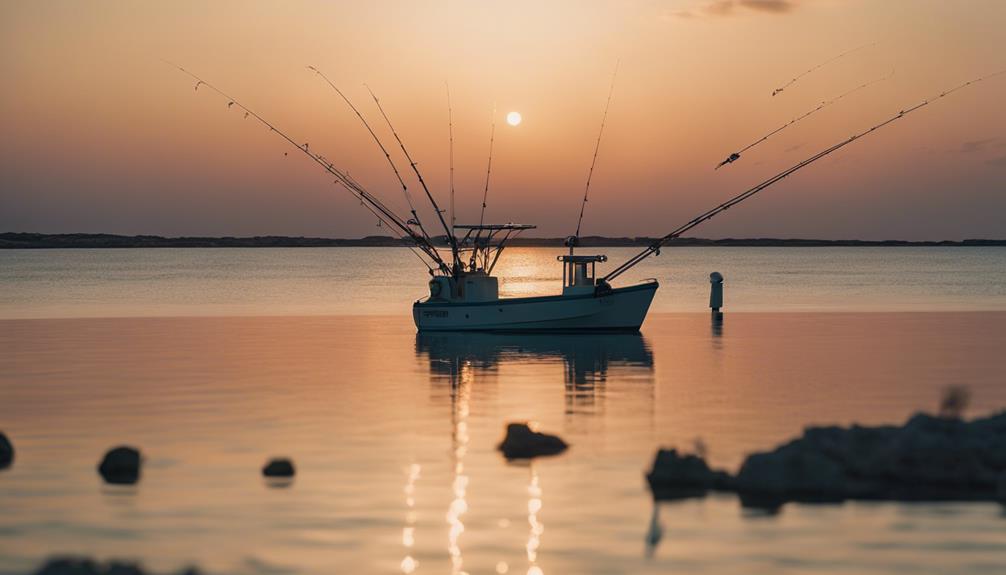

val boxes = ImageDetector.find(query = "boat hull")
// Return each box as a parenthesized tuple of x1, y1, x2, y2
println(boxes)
(413, 281, 658, 332)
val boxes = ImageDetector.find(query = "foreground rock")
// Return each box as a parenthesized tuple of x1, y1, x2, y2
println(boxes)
(646, 448, 732, 500)
(0, 431, 13, 469)
(734, 411, 1006, 507)
(644, 411, 1006, 509)
(498, 423, 568, 459)
(97, 446, 142, 485)
(33, 558, 200, 575)
(262, 458, 296, 478)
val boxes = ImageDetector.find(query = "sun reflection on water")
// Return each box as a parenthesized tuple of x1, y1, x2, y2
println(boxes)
(411, 330, 656, 573)
(447, 360, 473, 574)
(526, 465, 544, 574)
(401, 463, 421, 574)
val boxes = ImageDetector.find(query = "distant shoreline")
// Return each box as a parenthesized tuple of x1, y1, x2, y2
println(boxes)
(2, 232, 1004, 249)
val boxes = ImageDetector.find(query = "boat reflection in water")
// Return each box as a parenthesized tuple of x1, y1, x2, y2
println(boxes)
(414, 331, 655, 572)
(415, 331, 654, 417)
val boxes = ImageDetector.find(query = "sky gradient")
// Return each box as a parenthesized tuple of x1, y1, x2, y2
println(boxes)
(1, 0, 1004, 240)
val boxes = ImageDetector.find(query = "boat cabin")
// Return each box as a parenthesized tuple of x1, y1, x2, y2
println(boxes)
(428, 270, 499, 303)
(425, 223, 535, 304)
(558, 254, 607, 295)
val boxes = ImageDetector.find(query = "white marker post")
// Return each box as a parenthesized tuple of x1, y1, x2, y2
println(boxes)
(709, 272, 724, 321)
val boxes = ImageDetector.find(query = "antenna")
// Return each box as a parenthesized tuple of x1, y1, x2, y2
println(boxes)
(478, 103, 497, 227)
(573, 61, 619, 245)
(366, 85, 460, 268)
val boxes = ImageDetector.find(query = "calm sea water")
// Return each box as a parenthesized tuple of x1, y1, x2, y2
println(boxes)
(1, 248, 1005, 575)
(2, 247, 1005, 318)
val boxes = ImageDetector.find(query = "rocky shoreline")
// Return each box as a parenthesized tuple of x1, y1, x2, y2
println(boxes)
(648, 411, 1006, 510)
(8, 410, 1005, 573)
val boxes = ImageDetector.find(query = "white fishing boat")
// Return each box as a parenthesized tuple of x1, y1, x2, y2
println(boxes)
(414, 225, 658, 332)
(172, 63, 997, 334)
(413, 278, 658, 332)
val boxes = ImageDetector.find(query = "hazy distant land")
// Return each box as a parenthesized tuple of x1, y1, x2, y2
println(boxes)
(2, 233, 1005, 249)
(3, 233, 1005, 249)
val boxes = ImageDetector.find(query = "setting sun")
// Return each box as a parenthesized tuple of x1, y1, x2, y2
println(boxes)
(506, 111, 522, 126)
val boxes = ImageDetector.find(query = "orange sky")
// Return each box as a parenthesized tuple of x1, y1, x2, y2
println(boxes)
(1, 0, 1004, 240)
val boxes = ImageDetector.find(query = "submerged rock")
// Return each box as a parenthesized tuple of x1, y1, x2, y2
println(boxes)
(734, 411, 1006, 506)
(33, 558, 201, 575)
(262, 458, 296, 478)
(645, 448, 731, 500)
(0, 431, 12, 469)
(97, 446, 142, 485)
(498, 423, 568, 459)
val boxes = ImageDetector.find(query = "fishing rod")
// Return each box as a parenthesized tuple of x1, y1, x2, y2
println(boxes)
(478, 103, 497, 228)
(349, 190, 435, 273)
(447, 82, 456, 233)
(572, 62, 619, 245)
(445, 83, 464, 273)
(307, 66, 435, 246)
(718, 68, 894, 169)
(467, 103, 496, 271)
(311, 160, 434, 272)
(604, 69, 1005, 284)
(167, 62, 448, 274)
(365, 85, 461, 269)
(323, 167, 434, 272)
(772, 41, 878, 97)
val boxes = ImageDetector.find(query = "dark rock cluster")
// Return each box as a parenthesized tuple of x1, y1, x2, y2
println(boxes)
(647, 411, 1006, 509)
(32, 558, 200, 575)
(97, 446, 142, 485)
(645, 449, 732, 500)
(498, 423, 568, 459)
(0, 431, 13, 469)
(262, 458, 296, 478)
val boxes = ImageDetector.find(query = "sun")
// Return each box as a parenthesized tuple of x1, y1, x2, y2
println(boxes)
(506, 111, 522, 126)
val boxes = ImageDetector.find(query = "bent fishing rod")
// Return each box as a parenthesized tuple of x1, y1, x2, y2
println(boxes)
(717, 68, 894, 170)
(772, 41, 878, 97)
(477, 103, 497, 231)
(365, 85, 460, 265)
(307, 66, 435, 248)
(467, 103, 497, 271)
(604, 69, 1005, 284)
(447, 82, 456, 234)
(572, 61, 619, 245)
(167, 62, 449, 274)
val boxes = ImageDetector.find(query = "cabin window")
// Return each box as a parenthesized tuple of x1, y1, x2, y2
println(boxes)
(561, 255, 605, 288)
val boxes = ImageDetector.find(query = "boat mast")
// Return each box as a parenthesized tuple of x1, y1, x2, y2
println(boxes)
(365, 85, 461, 273)
(307, 66, 435, 245)
(571, 61, 618, 255)
(603, 70, 1006, 284)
